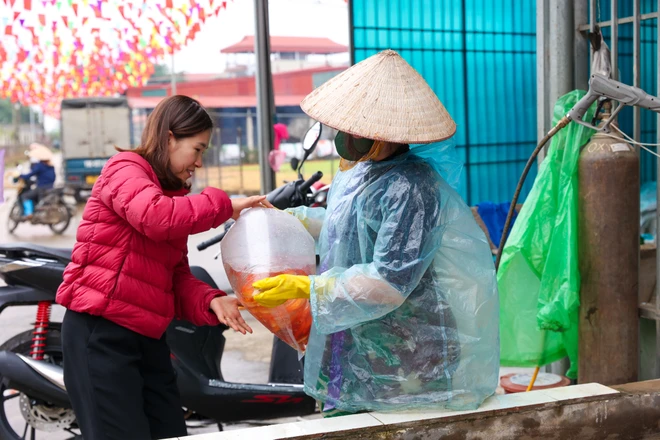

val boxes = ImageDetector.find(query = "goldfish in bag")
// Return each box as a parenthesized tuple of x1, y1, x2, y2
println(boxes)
(221, 208, 315, 352)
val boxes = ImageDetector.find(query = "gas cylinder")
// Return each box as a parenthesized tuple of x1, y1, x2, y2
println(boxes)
(577, 111, 639, 385)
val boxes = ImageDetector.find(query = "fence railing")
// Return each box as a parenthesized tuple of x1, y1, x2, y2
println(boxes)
(191, 111, 340, 195)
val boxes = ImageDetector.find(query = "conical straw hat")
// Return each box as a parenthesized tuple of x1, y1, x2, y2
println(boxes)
(300, 49, 456, 144)
(27, 143, 53, 161)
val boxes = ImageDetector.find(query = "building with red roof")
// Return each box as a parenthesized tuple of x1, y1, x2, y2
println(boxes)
(221, 36, 347, 54)
(124, 37, 347, 149)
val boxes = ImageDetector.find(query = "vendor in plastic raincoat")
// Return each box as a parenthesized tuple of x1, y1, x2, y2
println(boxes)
(253, 50, 500, 415)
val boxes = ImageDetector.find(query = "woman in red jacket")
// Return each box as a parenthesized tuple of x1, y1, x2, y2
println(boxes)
(57, 95, 269, 440)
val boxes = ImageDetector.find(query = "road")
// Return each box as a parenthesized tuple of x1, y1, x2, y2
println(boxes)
(0, 190, 320, 439)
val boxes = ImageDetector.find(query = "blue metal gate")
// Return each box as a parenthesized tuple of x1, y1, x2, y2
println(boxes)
(350, 0, 537, 205)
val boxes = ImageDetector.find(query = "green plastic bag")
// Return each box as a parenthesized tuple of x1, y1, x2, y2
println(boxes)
(497, 90, 596, 379)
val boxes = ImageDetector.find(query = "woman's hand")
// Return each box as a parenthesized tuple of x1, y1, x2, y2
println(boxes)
(231, 195, 274, 220)
(210, 296, 253, 334)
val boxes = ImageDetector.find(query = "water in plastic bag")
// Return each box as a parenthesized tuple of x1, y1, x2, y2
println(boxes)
(220, 208, 315, 352)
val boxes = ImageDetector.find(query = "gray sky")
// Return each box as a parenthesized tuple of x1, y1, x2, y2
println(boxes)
(167, 0, 349, 74)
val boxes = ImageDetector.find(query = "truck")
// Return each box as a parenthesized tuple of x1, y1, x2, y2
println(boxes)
(60, 97, 132, 202)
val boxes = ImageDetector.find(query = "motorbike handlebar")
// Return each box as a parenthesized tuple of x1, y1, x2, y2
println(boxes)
(196, 229, 229, 251)
(298, 171, 323, 195)
(198, 172, 324, 251)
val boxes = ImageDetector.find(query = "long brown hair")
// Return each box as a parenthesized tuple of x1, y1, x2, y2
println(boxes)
(119, 95, 213, 191)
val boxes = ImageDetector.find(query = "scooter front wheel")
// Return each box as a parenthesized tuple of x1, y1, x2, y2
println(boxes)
(7, 204, 22, 235)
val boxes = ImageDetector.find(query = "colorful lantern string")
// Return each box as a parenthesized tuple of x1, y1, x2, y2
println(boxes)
(0, 0, 231, 115)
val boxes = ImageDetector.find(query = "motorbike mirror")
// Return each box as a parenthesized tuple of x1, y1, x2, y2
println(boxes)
(290, 157, 299, 171)
(302, 122, 322, 152)
(298, 122, 322, 178)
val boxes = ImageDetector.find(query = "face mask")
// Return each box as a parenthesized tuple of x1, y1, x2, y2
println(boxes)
(334, 131, 374, 161)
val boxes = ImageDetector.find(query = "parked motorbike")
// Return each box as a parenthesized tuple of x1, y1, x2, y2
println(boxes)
(7, 176, 74, 235)
(0, 122, 325, 439)
(310, 181, 330, 209)
(196, 121, 327, 253)
(289, 123, 330, 209)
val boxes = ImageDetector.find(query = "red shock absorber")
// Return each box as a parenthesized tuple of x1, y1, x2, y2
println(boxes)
(31, 301, 52, 360)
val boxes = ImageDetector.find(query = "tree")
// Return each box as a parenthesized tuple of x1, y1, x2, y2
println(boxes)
(152, 63, 170, 77)
(147, 63, 186, 85)
(0, 100, 31, 124)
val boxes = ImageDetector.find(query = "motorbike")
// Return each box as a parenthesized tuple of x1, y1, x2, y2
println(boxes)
(7, 176, 74, 235)
(196, 121, 328, 253)
(309, 181, 330, 209)
(0, 122, 325, 439)
(288, 123, 330, 209)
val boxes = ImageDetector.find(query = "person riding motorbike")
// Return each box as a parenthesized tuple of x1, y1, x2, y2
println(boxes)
(16, 143, 56, 218)
(252, 50, 500, 415)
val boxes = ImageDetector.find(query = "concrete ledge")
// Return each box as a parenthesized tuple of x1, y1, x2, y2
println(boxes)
(171, 382, 660, 439)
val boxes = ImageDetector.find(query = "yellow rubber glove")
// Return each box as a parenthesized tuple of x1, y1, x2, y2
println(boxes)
(252, 274, 311, 308)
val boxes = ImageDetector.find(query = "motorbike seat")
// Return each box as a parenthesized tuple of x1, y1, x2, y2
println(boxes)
(45, 187, 64, 195)
(0, 243, 71, 264)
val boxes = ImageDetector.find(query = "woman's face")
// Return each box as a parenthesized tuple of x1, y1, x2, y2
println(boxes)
(168, 129, 211, 183)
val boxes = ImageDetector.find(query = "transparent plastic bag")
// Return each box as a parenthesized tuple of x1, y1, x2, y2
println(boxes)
(220, 208, 315, 353)
(268, 150, 287, 172)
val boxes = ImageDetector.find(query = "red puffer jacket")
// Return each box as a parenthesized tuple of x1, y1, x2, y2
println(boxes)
(56, 152, 233, 339)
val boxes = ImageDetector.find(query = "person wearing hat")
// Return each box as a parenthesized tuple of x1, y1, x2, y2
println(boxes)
(252, 50, 499, 415)
(16, 143, 56, 218)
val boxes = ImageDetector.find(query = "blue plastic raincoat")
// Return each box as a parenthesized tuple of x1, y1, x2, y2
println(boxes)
(289, 141, 499, 413)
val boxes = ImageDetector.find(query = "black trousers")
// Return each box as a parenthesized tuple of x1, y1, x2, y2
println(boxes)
(19, 188, 45, 212)
(62, 310, 187, 440)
